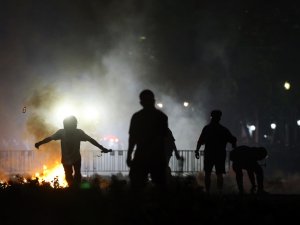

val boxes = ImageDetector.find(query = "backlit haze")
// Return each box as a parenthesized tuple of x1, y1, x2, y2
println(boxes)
(1, 0, 299, 153)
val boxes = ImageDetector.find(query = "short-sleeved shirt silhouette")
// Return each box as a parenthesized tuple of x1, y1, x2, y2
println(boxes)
(51, 129, 92, 165)
(129, 107, 168, 163)
(198, 122, 236, 173)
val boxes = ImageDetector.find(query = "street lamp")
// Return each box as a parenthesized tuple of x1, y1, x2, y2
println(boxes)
(183, 101, 189, 107)
(284, 81, 291, 90)
(156, 102, 163, 108)
(270, 123, 277, 130)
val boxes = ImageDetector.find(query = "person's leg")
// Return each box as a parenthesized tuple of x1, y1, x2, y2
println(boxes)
(215, 153, 226, 193)
(246, 169, 256, 193)
(129, 161, 148, 191)
(204, 156, 213, 193)
(216, 173, 223, 193)
(150, 159, 168, 191)
(253, 163, 264, 192)
(204, 172, 211, 193)
(63, 164, 73, 187)
(73, 159, 82, 187)
(233, 163, 244, 194)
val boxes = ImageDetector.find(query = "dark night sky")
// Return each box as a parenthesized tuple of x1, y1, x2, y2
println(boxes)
(0, 0, 299, 149)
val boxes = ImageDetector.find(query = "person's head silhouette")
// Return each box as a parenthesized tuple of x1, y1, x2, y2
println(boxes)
(63, 115, 77, 130)
(139, 89, 155, 108)
(210, 110, 222, 123)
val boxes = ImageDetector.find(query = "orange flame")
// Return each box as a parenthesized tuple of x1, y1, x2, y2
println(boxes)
(33, 162, 68, 188)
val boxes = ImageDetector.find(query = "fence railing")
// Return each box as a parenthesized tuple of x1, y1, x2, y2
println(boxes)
(0, 150, 232, 176)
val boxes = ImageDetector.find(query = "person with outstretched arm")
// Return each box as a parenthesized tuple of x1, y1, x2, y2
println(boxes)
(35, 115, 111, 187)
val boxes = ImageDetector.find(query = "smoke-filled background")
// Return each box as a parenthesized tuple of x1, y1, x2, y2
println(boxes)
(0, 1, 299, 156)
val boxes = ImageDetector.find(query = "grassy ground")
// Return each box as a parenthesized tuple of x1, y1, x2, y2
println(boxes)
(1, 174, 300, 225)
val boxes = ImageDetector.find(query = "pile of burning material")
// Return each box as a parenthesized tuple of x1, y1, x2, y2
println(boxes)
(0, 162, 68, 189)
(0, 168, 126, 192)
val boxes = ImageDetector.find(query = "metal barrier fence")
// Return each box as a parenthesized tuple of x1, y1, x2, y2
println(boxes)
(0, 150, 232, 176)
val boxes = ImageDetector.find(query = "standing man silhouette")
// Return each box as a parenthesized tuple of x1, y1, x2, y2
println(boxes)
(195, 110, 237, 194)
(126, 89, 168, 190)
(35, 115, 111, 187)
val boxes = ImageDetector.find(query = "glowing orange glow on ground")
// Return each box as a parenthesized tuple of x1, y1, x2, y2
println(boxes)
(33, 162, 68, 188)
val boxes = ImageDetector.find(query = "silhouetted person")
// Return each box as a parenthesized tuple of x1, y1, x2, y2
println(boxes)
(230, 145, 268, 195)
(126, 89, 168, 190)
(195, 110, 237, 194)
(165, 128, 183, 178)
(35, 115, 111, 187)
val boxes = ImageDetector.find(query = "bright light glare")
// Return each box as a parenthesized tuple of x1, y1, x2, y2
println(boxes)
(157, 103, 163, 108)
(83, 106, 99, 120)
(52, 99, 103, 128)
(183, 102, 189, 107)
(284, 81, 291, 90)
(247, 124, 256, 136)
(249, 125, 256, 131)
(271, 123, 276, 129)
(55, 104, 76, 122)
(297, 120, 300, 126)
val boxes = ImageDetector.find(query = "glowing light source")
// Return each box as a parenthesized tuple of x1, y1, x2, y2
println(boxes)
(183, 102, 189, 107)
(247, 124, 256, 136)
(33, 163, 68, 188)
(271, 123, 276, 130)
(83, 106, 99, 120)
(297, 120, 300, 126)
(249, 125, 256, 131)
(284, 81, 291, 90)
(157, 103, 163, 108)
(54, 103, 76, 122)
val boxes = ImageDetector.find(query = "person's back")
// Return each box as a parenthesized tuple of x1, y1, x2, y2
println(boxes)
(200, 122, 235, 155)
(127, 89, 168, 190)
(53, 128, 90, 165)
(230, 146, 268, 166)
(230, 145, 268, 194)
(130, 106, 167, 161)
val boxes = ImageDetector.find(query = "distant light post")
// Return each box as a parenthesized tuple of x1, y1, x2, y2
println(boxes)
(183, 101, 189, 107)
(284, 81, 291, 90)
(247, 124, 256, 137)
(270, 123, 277, 130)
(156, 103, 163, 108)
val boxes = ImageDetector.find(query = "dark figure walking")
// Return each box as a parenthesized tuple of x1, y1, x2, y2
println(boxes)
(195, 110, 236, 194)
(126, 89, 168, 190)
(230, 145, 268, 194)
(165, 128, 183, 178)
(35, 115, 111, 187)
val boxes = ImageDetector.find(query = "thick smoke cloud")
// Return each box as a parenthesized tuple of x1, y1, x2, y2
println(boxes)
(3, 0, 235, 151)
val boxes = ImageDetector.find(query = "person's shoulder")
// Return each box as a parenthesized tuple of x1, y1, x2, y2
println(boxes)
(156, 108, 167, 117)
(131, 109, 143, 118)
(76, 128, 86, 133)
(55, 129, 64, 134)
(236, 145, 249, 150)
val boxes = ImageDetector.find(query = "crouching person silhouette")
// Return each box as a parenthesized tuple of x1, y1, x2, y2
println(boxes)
(35, 115, 111, 188)
(230, 145, 268, 195)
